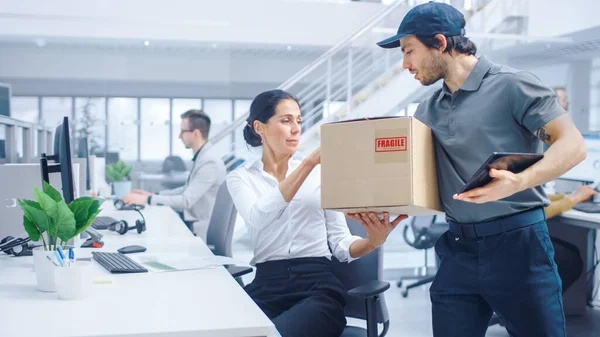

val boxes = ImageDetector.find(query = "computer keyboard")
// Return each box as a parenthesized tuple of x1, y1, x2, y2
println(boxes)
(573, 202, 600, 213)
(92, 252, 148, 274)
(91, 216, 118, 230)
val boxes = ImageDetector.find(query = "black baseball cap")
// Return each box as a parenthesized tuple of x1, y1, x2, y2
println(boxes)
(377, 2, 465, 49)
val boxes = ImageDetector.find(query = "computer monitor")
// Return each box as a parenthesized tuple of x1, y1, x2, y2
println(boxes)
(77, 137, 91, 191)
(40, 116, 75, 204)
(560, 135, 600, 183)
(105, 151, 119, 165)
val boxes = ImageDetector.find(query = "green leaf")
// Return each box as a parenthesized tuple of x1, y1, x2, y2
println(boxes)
(54, 200, 76, 242)
(68, 197, 99, 236)
(34, 187, 58, 238)
(22, 215, 41, 241)
(43, 180, 63, 202)
(18, 199, 50, 232)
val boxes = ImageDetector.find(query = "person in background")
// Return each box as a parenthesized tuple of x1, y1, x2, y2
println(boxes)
(227, 89, 406, 337)
(122, 110, 226, 240)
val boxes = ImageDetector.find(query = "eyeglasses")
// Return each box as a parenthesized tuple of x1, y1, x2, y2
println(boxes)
(179, 129, 195, 136)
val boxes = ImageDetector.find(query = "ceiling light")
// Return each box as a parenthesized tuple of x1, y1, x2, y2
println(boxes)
(144, 40, 150, 46)
(287, 45, 292, 51)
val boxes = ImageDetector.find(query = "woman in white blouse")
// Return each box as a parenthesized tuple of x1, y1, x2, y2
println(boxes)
(226, 89, 406, 337)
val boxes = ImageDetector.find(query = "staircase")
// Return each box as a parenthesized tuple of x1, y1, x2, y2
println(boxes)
(210, 0, 530, 168)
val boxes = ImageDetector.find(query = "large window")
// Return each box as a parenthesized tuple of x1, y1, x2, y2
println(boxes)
(41, 97, 72, 128)
(204, 99, 233, 157)
(140, 98, 170, 161)
(74, 98, 106, 155)
(11, 97, 39, 123)
(171, 99, 202, 160)
(590, 58, 600, 131)
(107, 98, 138, 161)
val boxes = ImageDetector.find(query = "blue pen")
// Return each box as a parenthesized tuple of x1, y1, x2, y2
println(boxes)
(54, 250, 65, 267)
(56, 246, 65, 260)
(68, 248, 74, 266)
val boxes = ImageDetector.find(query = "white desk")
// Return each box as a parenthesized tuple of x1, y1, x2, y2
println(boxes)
(0, 202, 275, 337)
(559, 209, 600, 229)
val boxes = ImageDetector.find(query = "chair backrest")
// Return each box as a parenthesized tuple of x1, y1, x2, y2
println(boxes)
(403, 215, 437, 250)
(162, 155, 187, 173)
(331, 218, 389, 324)
(205, 182, 238, 257)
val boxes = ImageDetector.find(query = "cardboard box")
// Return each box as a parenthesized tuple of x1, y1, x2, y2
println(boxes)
(320, 117, 443, 216)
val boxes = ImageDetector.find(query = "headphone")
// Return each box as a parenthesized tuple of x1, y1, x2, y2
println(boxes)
(107, 209, 146, 235)
(0, 236, 37, 257)
(113, 199, 145, 211)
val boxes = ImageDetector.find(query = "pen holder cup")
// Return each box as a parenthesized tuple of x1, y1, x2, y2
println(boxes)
(32, 247, 57, 292)
(55, 262, 92, 300)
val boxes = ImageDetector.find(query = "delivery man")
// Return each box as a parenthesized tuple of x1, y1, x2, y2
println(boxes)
(349, 2, 587, 336)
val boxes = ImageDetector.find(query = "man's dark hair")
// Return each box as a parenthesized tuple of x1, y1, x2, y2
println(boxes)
(416, 18, 477, 55)
(181, 109, 211, 140)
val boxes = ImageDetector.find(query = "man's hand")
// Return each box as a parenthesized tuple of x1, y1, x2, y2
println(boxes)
(131, 189, 152, 196)
(122, 192, 150, 205)
(346, 212, 407, 248)
(454, 168, 525, 204)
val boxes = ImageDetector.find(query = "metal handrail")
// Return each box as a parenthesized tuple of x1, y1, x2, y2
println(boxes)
(208, 0, 408, 146)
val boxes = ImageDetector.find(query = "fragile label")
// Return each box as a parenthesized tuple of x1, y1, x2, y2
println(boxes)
(375, 137, 407, 152)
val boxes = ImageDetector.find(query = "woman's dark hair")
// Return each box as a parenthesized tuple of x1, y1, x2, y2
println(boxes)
(415, 18, 477, 56)
(243, 89, 299, 147)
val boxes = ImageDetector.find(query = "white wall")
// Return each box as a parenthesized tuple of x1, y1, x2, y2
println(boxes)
(0, 0, 385, 47)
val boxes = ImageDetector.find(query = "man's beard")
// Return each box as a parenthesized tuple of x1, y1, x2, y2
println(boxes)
(420, 53, 447, 86)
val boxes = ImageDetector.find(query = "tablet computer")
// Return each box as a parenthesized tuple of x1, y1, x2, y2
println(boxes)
(459, 152, 544, 194)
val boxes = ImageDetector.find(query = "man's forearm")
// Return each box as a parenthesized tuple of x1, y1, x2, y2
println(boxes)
(519, 137, 585, 190)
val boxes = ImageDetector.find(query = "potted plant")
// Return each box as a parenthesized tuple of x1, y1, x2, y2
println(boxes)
(106, 160, 133, 198)
(18, 181, 101, 292)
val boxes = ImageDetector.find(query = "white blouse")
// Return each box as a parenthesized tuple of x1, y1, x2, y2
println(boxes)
(226, 155, 361, 266)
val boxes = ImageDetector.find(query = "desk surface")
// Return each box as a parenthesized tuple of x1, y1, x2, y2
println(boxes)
(0, 202, 275, 337)
(559, 209, 600, 229)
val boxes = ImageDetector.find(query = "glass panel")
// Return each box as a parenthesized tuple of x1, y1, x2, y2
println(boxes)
(11, 96, 39, 123)
(140, 98, 170, 161)
(172, 99, 202, 160)
(107, 98, 138, 161)
(74, 97, 106, 155)
(41, 97, 72, 127)
(203, 99, 233, 157)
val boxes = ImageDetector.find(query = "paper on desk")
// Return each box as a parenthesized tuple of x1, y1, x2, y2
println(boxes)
(132, 254, 244, 272)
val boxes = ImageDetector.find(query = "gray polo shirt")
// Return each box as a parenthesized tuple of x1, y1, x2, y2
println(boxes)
(414, 56, 565, 223)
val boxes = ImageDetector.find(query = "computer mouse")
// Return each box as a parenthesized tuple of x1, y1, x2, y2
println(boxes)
(117, 245, 147, 254)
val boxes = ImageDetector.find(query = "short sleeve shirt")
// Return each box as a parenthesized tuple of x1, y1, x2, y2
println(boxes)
(414, 56, 565, 223)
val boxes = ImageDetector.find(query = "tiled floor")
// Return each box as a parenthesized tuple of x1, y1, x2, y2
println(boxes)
(232, 217, 600, 336)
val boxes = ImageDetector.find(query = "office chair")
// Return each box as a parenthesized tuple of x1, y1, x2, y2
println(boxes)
(227, 158, 246, 172)
(205, 182, 252, 283)
(331, 218, 391, 337)
(161, 155, 187, 190)
(396, 215, 448, 297)
(222, 154, 235, 166)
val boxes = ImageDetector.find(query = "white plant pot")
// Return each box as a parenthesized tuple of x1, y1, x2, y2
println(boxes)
(113, 181, 132, 199)
(32, 247, 57, 292)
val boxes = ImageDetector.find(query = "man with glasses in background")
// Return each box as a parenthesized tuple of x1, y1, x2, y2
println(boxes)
(123, 110, 226, 240)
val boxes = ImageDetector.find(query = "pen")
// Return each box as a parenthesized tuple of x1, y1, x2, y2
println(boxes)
(68, 248, 74, 266)
(54, 250, 65, 267)
(46, 255, 59, 267)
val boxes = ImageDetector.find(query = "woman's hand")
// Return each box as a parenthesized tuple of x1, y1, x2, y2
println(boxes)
(304, 147, 321, 167)
(346, 212, 407, 248)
